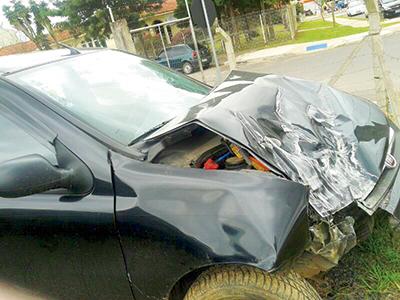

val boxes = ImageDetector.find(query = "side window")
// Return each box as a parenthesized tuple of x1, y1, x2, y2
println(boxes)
(159, 50, 166, 59)
(159, 47, 186, 59)
(0, 112, 57, 166)
(166, 48, 176, 57)
(175, 46, 189, 56)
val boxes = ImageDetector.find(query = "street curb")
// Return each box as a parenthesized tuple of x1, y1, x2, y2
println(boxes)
(236, 24, 400, 63)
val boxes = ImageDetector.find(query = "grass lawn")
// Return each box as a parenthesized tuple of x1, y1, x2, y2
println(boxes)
(212, 19, 390, 59)
(309, 214, 400, 299)
(295, 20, 368, 43)
(212, 18, 400, 60)
(298, 19, 338, 30)
(232, 20, 369, 56)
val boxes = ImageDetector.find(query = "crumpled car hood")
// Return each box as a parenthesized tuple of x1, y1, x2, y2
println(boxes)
(149, 71, 392, 217)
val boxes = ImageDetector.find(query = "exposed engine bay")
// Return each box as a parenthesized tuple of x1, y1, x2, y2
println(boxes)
(151, 126, 272, 173)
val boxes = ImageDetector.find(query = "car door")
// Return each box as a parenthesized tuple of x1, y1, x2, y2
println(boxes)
(0, 81, 133, 300)
(156, 49, 169, 67)
(167, 47, 185, 70)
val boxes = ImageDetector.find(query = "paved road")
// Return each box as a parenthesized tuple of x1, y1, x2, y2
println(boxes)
(190, 31, 400, 105)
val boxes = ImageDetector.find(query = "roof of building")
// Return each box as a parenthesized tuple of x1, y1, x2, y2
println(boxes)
(143, 0, 177, 17)
(0, 30, 77, 57)
(0, 48, 99, 75)
(158, 0, 177, 13)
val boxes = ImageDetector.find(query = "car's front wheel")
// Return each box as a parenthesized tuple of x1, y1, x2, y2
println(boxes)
(182, 62, 194, 74)
(184, 265, 321, 300)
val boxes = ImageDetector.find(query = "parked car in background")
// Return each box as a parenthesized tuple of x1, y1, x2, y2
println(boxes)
(302, 0, 319, 15)
(336, 0, 347, 9)
(155, 43, 212, 74)
(347, 0, 367, 16)
(379, 0, 400, 18)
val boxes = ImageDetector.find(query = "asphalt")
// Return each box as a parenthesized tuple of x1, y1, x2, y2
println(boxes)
(190, 31, 400, 104)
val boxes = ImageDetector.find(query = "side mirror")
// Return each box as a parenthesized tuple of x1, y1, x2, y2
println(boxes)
(0, 155, 73, 198)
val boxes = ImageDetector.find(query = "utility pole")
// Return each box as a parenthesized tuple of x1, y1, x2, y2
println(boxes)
(365, 0, 400, 124)
(200, 0, 222, 84)
(331, 1, 336, 27)
(107, 5, 115, 23)
(184, 0, 206, 82)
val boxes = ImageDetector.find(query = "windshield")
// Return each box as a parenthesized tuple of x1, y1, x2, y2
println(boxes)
(9, 50, 210, 145)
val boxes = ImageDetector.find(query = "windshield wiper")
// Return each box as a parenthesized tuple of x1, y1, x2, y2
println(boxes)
(128, 120, 170, 146)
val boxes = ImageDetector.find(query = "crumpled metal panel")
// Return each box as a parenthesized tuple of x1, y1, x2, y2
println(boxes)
(111, 151, 309, 299)
(308, 216, 357, 265)
(147, 71, 391, 217)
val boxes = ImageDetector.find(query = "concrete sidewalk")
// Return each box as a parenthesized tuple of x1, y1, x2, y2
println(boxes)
(235, 23, 400, 64)
(332, 16, 369, 28)
(329, 16, 400, 28)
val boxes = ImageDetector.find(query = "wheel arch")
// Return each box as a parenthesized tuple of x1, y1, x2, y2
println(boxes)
(166, 205, 310, 300)
(168, 263, 275, 300)
(182, 61, 194, 73)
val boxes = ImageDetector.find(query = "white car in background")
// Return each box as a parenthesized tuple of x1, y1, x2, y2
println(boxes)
(347, 0, 367, 16)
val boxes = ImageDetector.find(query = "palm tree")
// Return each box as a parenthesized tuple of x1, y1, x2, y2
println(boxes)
(2, 0, 43, 49)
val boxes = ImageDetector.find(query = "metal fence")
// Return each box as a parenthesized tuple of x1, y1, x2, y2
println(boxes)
(128, 5, 297, 76)
(219, 6, 297, 54)
(130, 17, 191, 61)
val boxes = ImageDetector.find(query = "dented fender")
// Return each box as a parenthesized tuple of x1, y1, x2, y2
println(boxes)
(110, 151, 309, 299)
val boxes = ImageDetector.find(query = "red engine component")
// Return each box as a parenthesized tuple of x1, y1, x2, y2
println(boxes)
(203, 158, 219, 170)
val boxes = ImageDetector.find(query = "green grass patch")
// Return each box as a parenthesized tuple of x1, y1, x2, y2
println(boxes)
(310, 214, 400, 299)
(215, 19, 399, 60)
(231, 20, 370, 57)
(296, 20, 368, 43)
(298, 20, 335, 30)
(211, 19, 376, 60)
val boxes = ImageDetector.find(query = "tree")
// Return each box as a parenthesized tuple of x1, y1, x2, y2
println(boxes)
(315, 0, 336, 26)
(174, 0, 191, 19)
(2, 0, 56, 50)
(174, 0, 263, 19)
(55, 0, 163, 40)
(30, 0, 58, 43)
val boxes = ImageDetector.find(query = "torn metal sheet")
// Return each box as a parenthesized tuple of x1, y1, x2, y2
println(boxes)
(308, 217, 357, 265)
(145, 71, 394, 217)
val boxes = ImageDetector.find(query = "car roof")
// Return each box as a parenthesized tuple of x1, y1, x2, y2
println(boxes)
(166, 44, 189, 50)
(0, 48, 101, 76)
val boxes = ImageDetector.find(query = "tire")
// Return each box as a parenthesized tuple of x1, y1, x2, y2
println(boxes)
(184, 265, 321, 300)
(182, 62, 194, 74)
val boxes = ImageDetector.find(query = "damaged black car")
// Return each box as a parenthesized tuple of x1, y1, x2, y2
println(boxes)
(0, 49, 399, 300)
